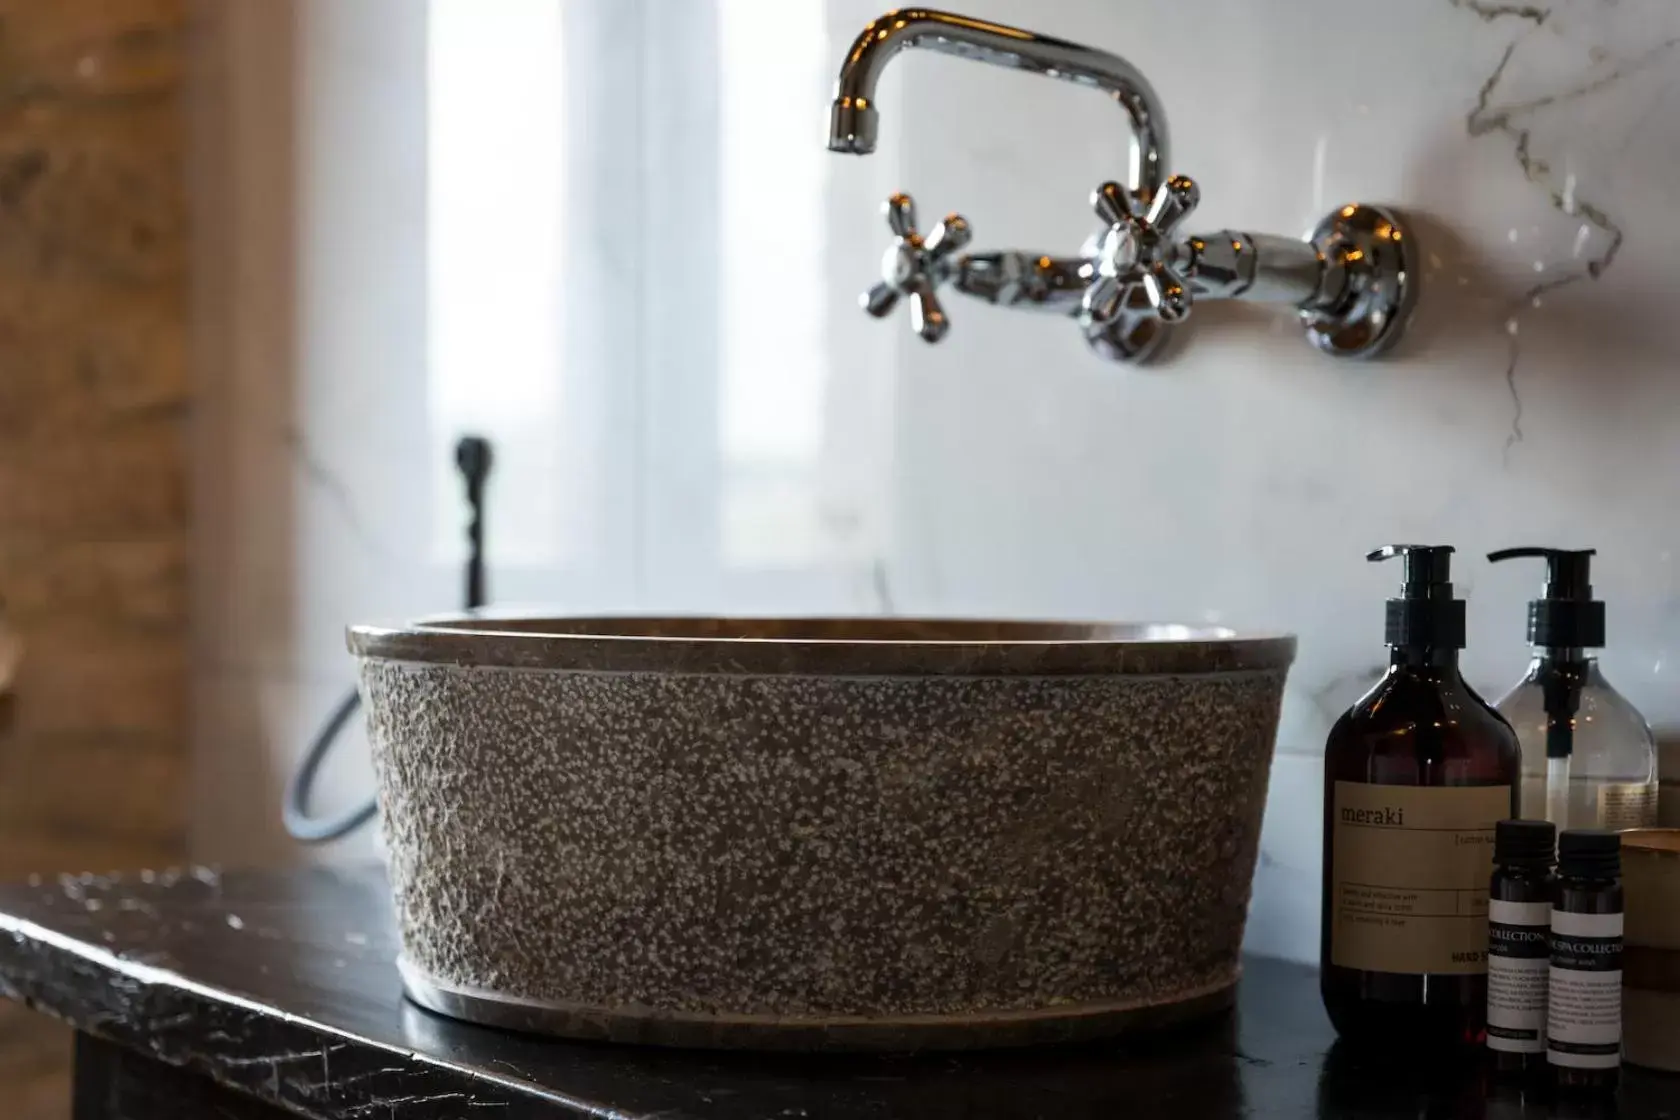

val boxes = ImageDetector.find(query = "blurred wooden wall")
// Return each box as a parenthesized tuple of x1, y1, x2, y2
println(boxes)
(0, 0, 189, 1113)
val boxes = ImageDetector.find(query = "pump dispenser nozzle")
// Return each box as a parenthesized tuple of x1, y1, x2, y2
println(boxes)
(1486, 547, 1604, 650)
(1368, 543, 1454, 586)
(1368, 544, 1465, 649)
(1487, 547, 1599, 777)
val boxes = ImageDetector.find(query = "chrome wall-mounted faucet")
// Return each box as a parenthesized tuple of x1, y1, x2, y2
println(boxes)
(828, 9, 1418, 363)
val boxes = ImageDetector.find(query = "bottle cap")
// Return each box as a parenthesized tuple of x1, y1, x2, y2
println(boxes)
(1367, 545, 1465, 649)
(1486, 547, 1605, 650)
(1494, 819, 1556, 867)
(1557, 829, 1620, 879)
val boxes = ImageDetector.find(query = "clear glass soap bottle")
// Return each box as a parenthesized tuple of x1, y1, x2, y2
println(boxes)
(1488, 548, 1657, 831)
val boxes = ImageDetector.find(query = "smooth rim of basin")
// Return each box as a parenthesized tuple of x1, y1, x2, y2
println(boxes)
(398, 957, 1239, 1052)
(348, 614, 1296, 676)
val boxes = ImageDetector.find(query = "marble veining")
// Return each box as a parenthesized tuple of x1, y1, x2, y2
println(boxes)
(280, 422, 392, 565)
(1455, 0, 1662, 458)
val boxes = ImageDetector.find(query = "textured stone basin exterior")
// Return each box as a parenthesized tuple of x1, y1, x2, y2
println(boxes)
(350, 617, 1295, 1051)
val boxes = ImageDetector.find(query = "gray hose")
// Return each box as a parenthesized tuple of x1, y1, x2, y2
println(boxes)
(282, 690, 372, 843)
(282, 435, 493, 844)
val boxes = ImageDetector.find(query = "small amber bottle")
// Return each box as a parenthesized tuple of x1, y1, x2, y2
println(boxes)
(1321, 545, 1521, 1048)
(1487, 818, 1555, 1078)
(1548, 829, 1623, 1092)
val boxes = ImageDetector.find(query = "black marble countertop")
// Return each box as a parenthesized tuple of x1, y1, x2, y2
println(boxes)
(0, 864, 1672, 1118)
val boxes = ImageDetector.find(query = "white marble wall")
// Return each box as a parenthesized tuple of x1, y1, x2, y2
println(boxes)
(194, 0, 436, 866)
(195, 0, 1680, 960)
(870, 0, 1680, 960)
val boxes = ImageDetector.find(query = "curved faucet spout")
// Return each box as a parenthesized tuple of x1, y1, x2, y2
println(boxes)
(827, 8, 1169, 198)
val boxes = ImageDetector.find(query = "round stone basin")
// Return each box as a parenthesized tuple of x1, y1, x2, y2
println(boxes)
(349, 615, 1296, 1051)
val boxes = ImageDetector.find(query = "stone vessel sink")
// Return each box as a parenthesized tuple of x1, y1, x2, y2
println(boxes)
(349, 616, 1295, 1051)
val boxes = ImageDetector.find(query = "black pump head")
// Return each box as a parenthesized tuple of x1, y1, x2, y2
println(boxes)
(1368, 544, 1454, 591)
(1368, 544, 1465, 649)
(1487, 547, 1604, 649)
(455, 435, 494, 491)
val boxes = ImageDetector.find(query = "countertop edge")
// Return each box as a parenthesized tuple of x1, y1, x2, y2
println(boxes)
(0, 913, 588, 1119)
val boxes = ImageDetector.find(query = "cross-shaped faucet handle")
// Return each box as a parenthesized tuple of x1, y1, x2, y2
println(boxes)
(1082, 175, 1200, 328)
(861, 193, 972, 343)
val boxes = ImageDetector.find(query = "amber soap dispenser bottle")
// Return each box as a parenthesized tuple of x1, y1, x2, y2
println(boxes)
(1321, 545, 1521, 1047)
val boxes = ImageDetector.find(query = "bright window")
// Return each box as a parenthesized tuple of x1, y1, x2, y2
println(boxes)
(425, 0, 889, 610)
(427, 0, 568, 568)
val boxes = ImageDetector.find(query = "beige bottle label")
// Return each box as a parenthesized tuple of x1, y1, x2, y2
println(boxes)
(1598, 783, 1658, 831)
(1330, 781, 1510, 975)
